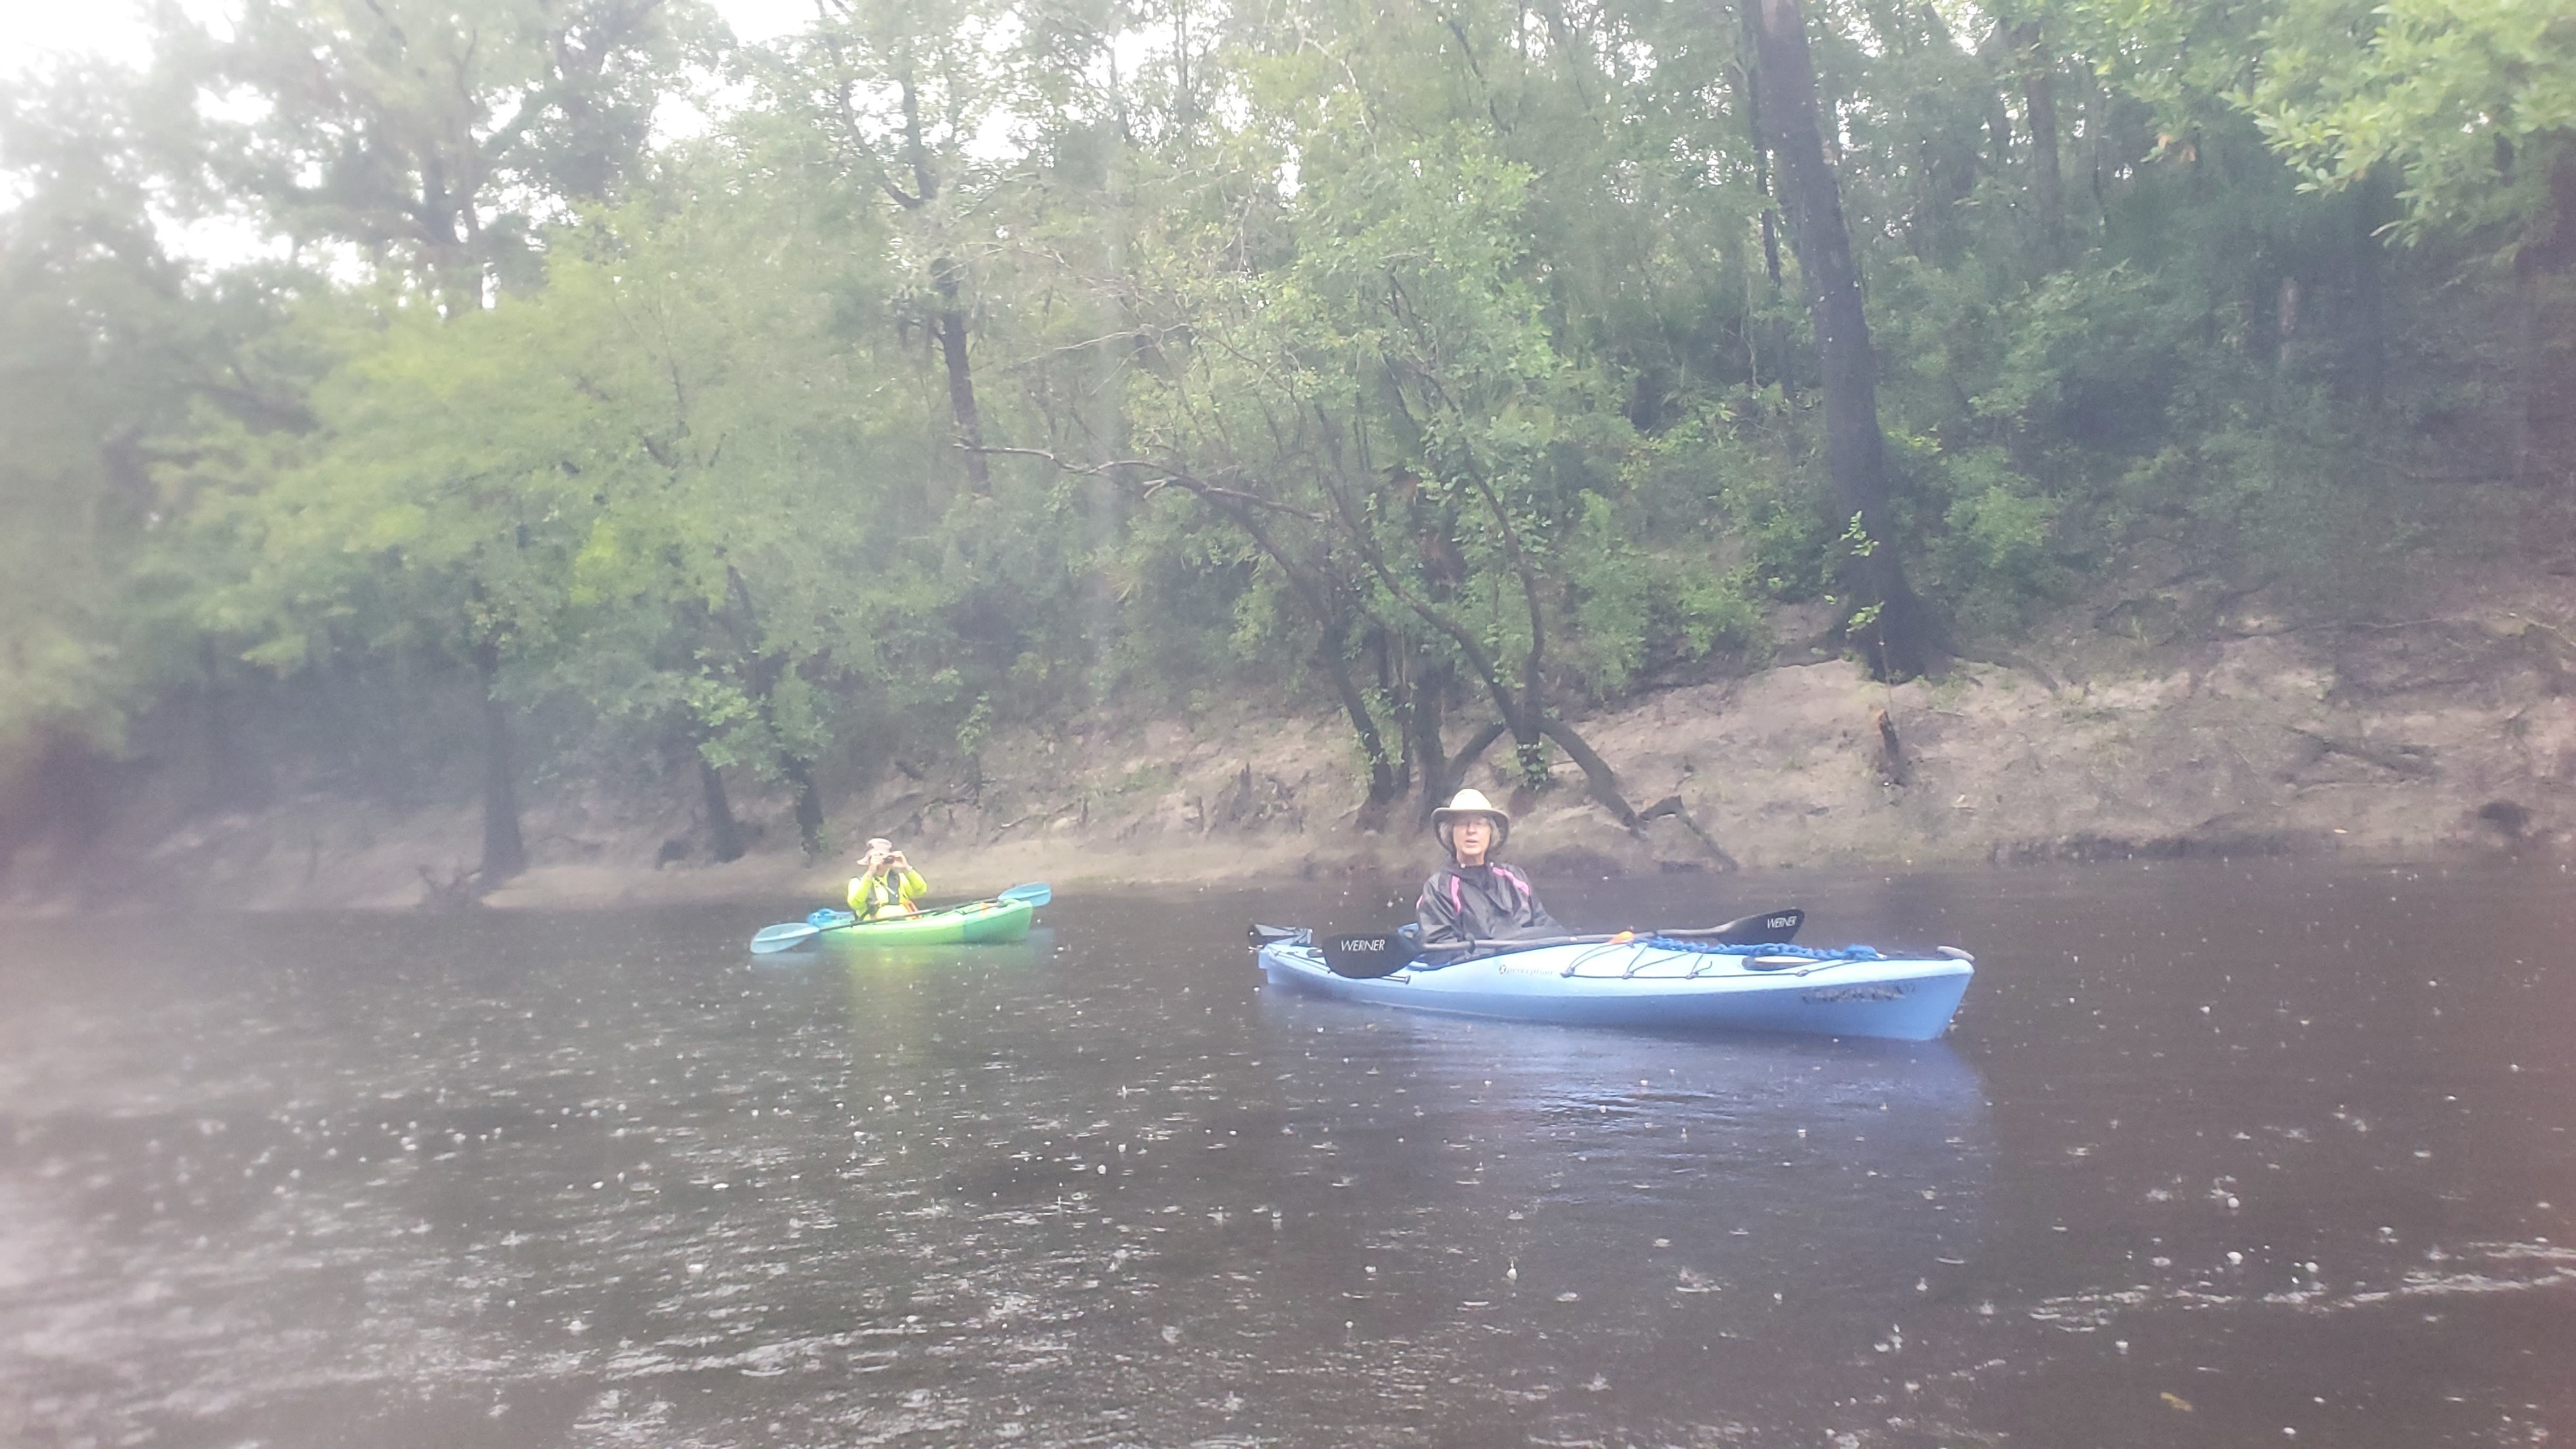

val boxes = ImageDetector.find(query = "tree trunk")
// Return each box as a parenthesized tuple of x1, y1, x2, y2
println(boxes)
(1403, 656, 1454, 824)
(1743, 0, 1936, 679)
(1322, 468, 1645, 825)
(1732, 10, 1790, 395)
(931, 256, 992, 494)
(418, 160, 481, 319)
(473, 636, 526, 882)
(2086, 69, 2112, 224)
(1540, 718, 1641, 828)
(1150, 475, 1406, 818)
(1731, 45, 1784, 291)
(699, 757, 746, 863)
(1321, 613, 1403, 824)
(2510, 150, 2576, 490)
(2274, 275, 2302, 374)
(2016, 25, 2062, 250)
(719, 565, 829, 857)
(195, 638, 270, 810)
(2352, 178, 2389, 408)
(891, 62, 992, 497)
(783, 756, 828, 860)
(196, 675, 240, 811)
(1368, 625, 1413, 797)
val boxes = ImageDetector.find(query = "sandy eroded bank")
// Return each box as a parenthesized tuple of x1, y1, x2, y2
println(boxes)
(8, 574, 2567, 916)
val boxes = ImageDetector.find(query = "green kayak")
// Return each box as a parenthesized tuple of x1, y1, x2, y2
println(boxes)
(749, 894, 1039, 954)
(825, 898, 1034, 944)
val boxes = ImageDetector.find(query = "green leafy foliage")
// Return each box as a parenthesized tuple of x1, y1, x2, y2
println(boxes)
(0, 0, 2557, 837)
(2248, 0, 2576, 255)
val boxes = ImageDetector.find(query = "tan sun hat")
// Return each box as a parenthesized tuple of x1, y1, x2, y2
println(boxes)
(1431, 788, 1510, 854)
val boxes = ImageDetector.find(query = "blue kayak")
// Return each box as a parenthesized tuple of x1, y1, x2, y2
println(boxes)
(1254, 935, 1973, 1041)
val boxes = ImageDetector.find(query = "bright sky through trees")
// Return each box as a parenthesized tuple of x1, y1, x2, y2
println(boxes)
(0, 0, 812, 75)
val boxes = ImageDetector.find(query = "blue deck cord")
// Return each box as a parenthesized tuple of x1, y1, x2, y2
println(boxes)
(1641, 939, 1888, 960)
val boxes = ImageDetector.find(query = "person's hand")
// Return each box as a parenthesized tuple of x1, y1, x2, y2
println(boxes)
(889, 851, 908, 869)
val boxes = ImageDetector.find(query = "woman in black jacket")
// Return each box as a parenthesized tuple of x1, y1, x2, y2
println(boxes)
(1414, 788, 1565, 958)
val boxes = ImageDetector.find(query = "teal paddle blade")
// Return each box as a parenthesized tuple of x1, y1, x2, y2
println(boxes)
(748, 921, 821, 954)
(999, 882, 1050, 907)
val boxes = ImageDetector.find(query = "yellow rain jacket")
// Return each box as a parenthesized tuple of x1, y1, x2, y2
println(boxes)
(847, 864, 928, 921)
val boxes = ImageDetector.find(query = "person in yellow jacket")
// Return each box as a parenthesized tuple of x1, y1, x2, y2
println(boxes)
(847, 837, 928, 920)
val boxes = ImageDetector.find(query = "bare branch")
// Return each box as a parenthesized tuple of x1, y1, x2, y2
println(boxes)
(968, 446, 1323, 521)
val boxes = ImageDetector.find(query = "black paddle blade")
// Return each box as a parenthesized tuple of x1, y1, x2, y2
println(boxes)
(1706, 907, 1804, 946)
(1321, 932, 1420, 978)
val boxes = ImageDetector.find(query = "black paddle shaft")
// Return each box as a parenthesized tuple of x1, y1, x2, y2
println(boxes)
(1310, 907, 1805, 979)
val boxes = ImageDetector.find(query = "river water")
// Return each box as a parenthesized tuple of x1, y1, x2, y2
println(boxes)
(2, 859, 2570, 1448)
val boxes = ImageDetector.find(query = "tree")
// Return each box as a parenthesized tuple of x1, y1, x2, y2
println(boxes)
(1112, 132, 1740, 825)
(2250, 0, 2576, 484)
(139, 0, 714, 882)
(167, 0, 712, 310)
(2249, 0, 2575, 260)
(1742, 0, 1938, 678)
(342, 175, 963, 863)
(180, 291, 605, 882)
(0, 62, 309, 802)
(770, 0, 1017, 494)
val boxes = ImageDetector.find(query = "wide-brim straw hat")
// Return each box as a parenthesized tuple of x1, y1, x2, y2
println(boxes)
(1431, 788, 1511, 853)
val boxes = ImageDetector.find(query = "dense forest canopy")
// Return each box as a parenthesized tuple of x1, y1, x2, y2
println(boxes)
(3, 0, 2569, 877)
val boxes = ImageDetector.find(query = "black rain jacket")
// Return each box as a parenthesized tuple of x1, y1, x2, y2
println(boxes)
(1414, 861, 1565, 962)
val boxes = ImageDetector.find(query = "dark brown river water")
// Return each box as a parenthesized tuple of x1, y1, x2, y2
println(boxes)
(3, 859, 2571, 1448)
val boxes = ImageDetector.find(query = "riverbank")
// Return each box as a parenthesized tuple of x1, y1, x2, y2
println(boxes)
(4, 568, 2570, 916)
